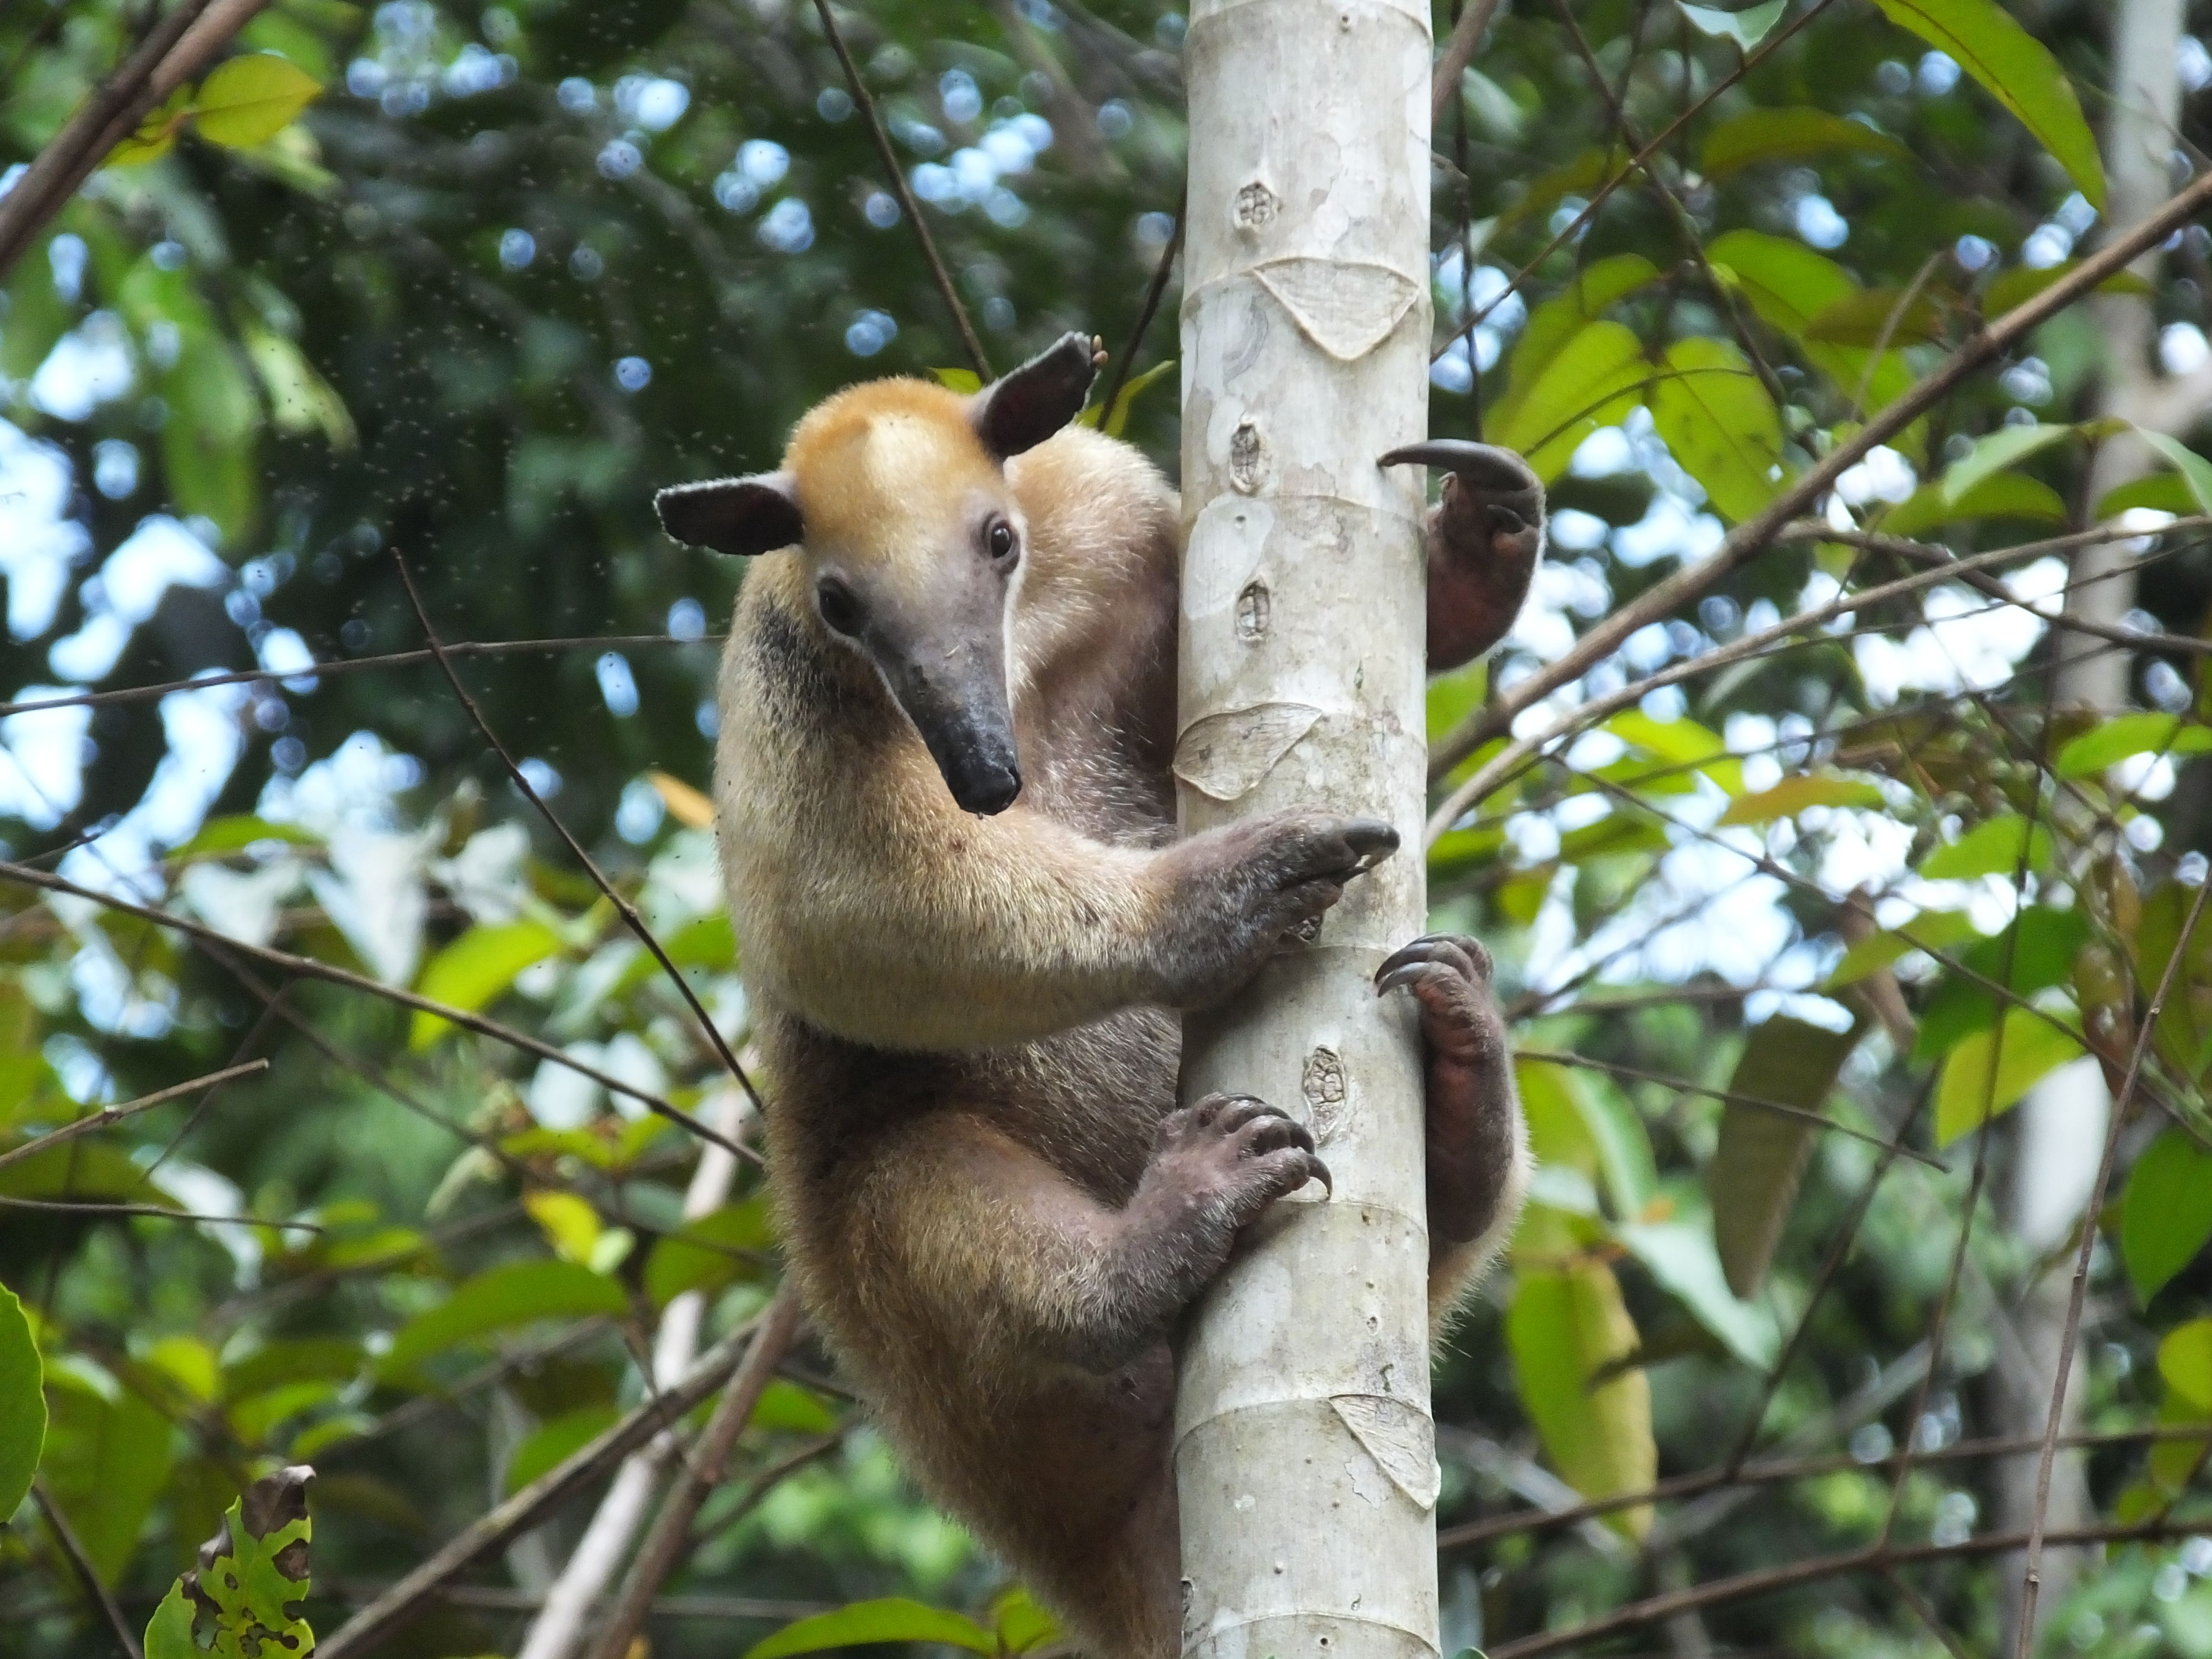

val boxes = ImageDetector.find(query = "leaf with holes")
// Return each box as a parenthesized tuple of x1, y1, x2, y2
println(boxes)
(144, 1467, 314, 1659)
(1870, 0, 2103, 208)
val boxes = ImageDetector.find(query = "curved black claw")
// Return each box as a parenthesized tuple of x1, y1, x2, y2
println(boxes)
(1380, 440, 1542, 497)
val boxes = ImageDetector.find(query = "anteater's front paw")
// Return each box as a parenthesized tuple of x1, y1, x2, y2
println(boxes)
(1149, 1092, 1331, 1228)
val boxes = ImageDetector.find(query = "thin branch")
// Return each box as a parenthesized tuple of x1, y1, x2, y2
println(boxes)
(1431, 0, 1504, 132)
(1430, 154, 2212, 786)
(0, 633, 713, 721)
(0, 0, 266, 280)
(1515, 1048, 1942, 1169)
(0, 858, 750, 1161)
(1098, 214, 1180, 421)
(0, 1194, 319, 1228)
(2014, 873, 2212, 1655)
(314, 1315, 767, 1659)
(0, 1060, 268, 1173)
(1425, 517, 2212, 842)
(34, 1479, 141, 1659)
(392, 553, 764, 1121)
(1484, 1516, 2210, 1659)
(809, 0, 989, 377)
(580, 1290, 806, 1659)
(325, 1584, 836, 1622)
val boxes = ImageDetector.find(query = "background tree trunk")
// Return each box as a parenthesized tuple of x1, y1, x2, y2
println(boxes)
(1174, 5, 1441, 1659)
(2004, 0, 2190, 1645)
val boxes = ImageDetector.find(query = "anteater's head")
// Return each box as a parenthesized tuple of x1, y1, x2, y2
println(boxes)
(656, 332, 1101, 817)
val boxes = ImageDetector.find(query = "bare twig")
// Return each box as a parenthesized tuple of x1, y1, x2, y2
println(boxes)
(1515, 1048, 1942, 1167)
(1430, 0, 1505, 132)
(1098, 214, 1180, 421)
(33, 1479, 142, 1659)
(808, 0, 989, 377)
(0, 858, 748, 1160)
(2014, 874, 2212, 1655)
(392, 554, 765, 1121)
(314, 1316, 767, 1659)
(0, 1060, 268, 1173)
(1428, 158, 2212, 788)
(0, 633, 714, 722)
(580, 1290, 807, 1659)
(0, 1194, 318, 1228)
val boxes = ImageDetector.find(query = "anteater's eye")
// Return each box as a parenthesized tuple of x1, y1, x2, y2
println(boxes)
(816, 578, 864, 638)
(986, 519, 1018, 562)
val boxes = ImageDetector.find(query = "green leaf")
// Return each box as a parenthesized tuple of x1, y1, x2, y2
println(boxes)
(410, 921, 560, 1048)
(1698, 107, 1907, 178)
(2095, 471, 2201, 522)
(2056, 713, 2212, 779)
(1501, 254, 1660, 405)
(1825, 909, 1981, 989)
(144, 1468, 314, 1659)
(1803, 287, 1946, 348)
(1707, 230, 1914, 415)
(1984, 260, 2152, 316)
(174, 815, 323, 857)
(643, 1198, 775, 1309)
(504, 1406, 618, 1496)
(2126, 881, 2212, 1082)
(41, 1383, 174, 1582)
(380, 1261, 627, 1378)
(1558, 812, 1671, 864)
(523, 1190, 602, 1265)
(1605, 709, 1743, 793)
(1935, 1006, 2086, 1145)
(1717, 774, 1885, 826)
(1869, 0, 2104, 209)
(2123, 1130, 2212, 1303)
(1918, 813, 2052, 880)
(1706, 1016, 1862, 1297)
(751, 1378, 840, 1434)
(243, 323, 355, 447)
(1878, 472, 2067, 537)
(1677, 0, 1786, 47)
(1095, 358, 1175, 438)
(1647, 337, 1783, 523)
(930, 368, 983, 393)
(1506, 1261, 1655, 1538)
(1488, 320, 1647, 483)
(2136, 431, 2212, 515)
(990, 1587, 1060, 1655)
(741, 1598, 999, 1659)
(1911, 907, 2089, 1061)
(192, 54, 324, 149)
(0, 1281, 44, 1520)
(1617, 1219, 1778, 1368)
(2162, 1319, 2212, 1414)
(1940, 422, 2075, 504)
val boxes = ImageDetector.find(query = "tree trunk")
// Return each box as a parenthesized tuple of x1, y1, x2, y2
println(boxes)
(2002, 1, 2186, 1646)
(1174, 5, 1440, 1659)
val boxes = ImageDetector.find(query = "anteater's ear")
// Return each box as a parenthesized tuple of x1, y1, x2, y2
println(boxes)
(655, 472, 804, 556)
(970, 332, 1104, 461)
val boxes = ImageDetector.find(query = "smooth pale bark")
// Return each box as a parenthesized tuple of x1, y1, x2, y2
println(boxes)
(2006, 2, 2186, 1645)
(1175, 5, 1439, 1659)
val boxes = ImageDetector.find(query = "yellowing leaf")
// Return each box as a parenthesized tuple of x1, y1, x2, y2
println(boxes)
(2159, 1318, 2212, 1414)
(193, 54, 324, 150)
(649, 769, 716, 829)
(1648, 337, 1782, 523)
(1871, 0, 2104, 210)
(1935, 1006, 2086, 1145)
(1718, 774, 1885, 826)
(1699, 107, 1907, 179)
(410, 921, 560, 1049)
(524, 1190, 602, 1265)
(1507, 1261, 1655, 1539)
(1488, 320, 1647, 483)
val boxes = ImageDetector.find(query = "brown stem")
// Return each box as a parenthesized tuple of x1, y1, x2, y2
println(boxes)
(0, 1060, 266, 1173)
(33, 1479, 142, 1659)
(579, 1291, 806, 1659)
